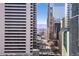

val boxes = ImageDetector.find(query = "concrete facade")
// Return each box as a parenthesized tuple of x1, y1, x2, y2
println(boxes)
(0, 3, 37, 56)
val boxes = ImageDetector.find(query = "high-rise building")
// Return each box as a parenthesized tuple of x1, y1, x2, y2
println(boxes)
(65, 3, 72, 29)
(0, 3, 37, 56)
(46, 4, 60, 55)
(59, 17, 69, 56)
(68, 3, 79, 56)
(60, 3, 71, 56)
(47, 3, 56, 47)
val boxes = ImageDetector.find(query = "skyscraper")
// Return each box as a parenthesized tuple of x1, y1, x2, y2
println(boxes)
(65, 3, 72, 29)
(47, 4, 56, 42)
(68, 3, 79, 56)
(60, 3, 71, 56)
(0, 3, 37, 56)
(46, 4, 60, 55)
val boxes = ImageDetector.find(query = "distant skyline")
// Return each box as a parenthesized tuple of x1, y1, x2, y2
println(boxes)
(37, 3, 65, 24)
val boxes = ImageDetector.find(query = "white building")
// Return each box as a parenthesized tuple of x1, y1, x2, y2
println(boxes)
(0, 3, 37, 56)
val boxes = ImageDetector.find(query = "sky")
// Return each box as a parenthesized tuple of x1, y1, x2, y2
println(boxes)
(37, 3, 65, 24)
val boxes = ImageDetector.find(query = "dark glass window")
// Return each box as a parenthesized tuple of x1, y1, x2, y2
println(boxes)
(5, 48, 26, 50)
(5, 15, 26, 17)
(4, 51, 26, 53)
(5, 36, 26, 38)
(5, 39, 26, 41)
(5, 18, 26, 20)
(5, 12, 26, 14)
(5, 30, 26, 32)
(5, 42, 26, 44)
(5, 45, 26, 47)
(5, 27, 26, 29)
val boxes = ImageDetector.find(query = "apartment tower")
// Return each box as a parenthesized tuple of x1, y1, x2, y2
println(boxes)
(0, 3, 37, 56)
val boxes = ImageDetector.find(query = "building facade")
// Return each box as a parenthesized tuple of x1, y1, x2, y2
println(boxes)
(68, 3, 79, 56)
(47, 4, 56, 43)
(59, 17, 69, 56)
(70, 3, 79, 56)
(60, 3, 71, 56)
(47, 4, 60, 55)
(0, 3, 37, 56)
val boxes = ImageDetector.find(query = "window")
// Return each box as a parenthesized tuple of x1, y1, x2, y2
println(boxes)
(30, 36, 33, 38)
(5, 12, 26, 14)
(4, 48, 26, 50)
(5, 18, 26, 20)
(64, 31, 67, 52)
(5, 45, 26, 47)
(4, 51, 26, 53)
(5, 30, 26, 32)
(31, 18, 33, 20)
(30, 30, 33, 32)
(30, 6, 33, 8)
(5, 3, 26, 5)
(31, 21, 33, 23)
(5, 39, 26, 41)
(5, 27, 26, 29)
(5, 33, 26, 35)
(5, 9, 26, 11)
(5, 6, 26, 8)
(30, 33, 33, 35)
(5, 21, 26, 23)
(30, 15, 33, 17)
(30, 45, 33, 47)
(5, 24, 26, 26)
(5, 15, 26, 17)
(5, 36, 26, 38)
(30, 12, 33, 14)
(5, 42, 26, 44)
